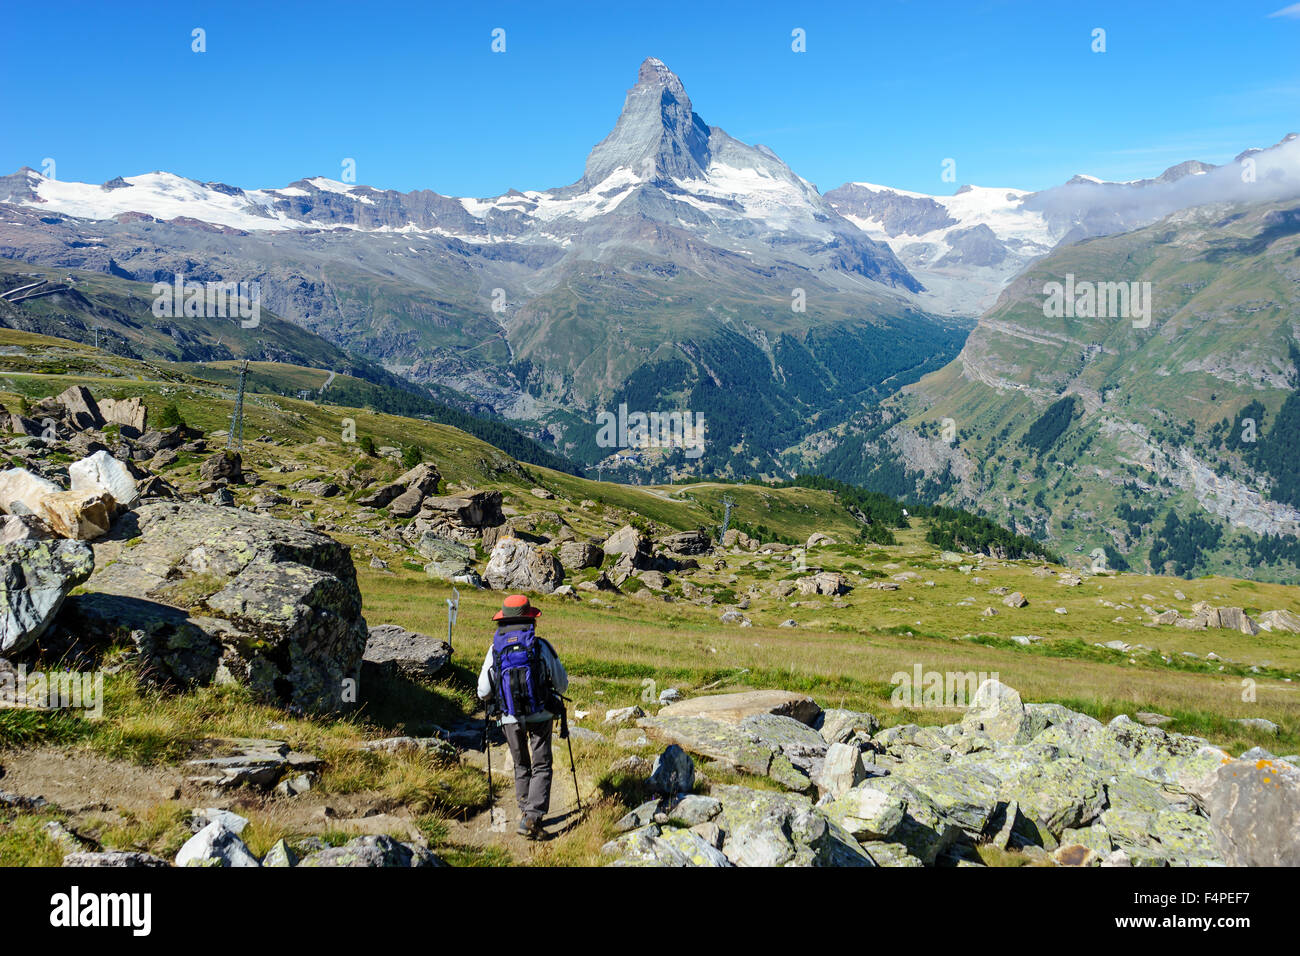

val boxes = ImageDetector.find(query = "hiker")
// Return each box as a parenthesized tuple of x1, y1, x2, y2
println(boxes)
(477, 593, 569, 840)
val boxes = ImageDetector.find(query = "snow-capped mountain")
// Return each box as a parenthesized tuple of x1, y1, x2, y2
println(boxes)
(0, 58, 916, 292)
(826, 133, 1300, 315)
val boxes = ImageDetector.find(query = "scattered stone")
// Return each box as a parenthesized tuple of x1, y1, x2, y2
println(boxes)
(648, 744, 695, 796)
(363, 623, 452, 682)
(175, 821, 260, 867)
(63, 851, 169, 868)
(299, 834, 442, 867)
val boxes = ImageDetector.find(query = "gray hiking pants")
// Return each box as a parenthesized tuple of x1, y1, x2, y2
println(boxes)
(502, 718, 553, 825)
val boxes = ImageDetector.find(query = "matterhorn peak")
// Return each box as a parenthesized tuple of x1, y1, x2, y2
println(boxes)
(581, 57, 712, 187)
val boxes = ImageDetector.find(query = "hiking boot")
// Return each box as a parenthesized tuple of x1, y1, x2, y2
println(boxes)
(523, 819, 545, 841)
(516, 819, 532, 837)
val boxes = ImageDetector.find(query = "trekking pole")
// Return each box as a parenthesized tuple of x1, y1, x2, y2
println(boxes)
(556, 693, 582, 813)
(483, 713, 494, 818)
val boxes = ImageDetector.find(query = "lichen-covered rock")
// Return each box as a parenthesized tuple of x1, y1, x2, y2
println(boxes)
(638, 715, 809, 790)
(1208, 756, 1300, 866)
(712, 784, 872, 867)
(261, 839, 298, 867)
(961, 679, 1047, 745)
(1, 514, 53, 545)
(822, 784, 907, 841)
(603, 827, 732, 867)
(890, 759, 1003, 837)
(0, 537, 95, 655)
(738, 713, 828, 777)
(658, 530, 711, 555)
(1038, 714, 1227, 789)
(666, 794, 722, 827)
(818, 708, 880, 744)
(815, 742, 868, 798)
(299, 834, 442, 867)
(558, 540, 603, 571)
(81, 502, 367, 712)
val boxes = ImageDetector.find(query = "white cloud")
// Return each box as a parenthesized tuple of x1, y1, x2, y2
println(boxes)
(1268, 3, 1300, 17)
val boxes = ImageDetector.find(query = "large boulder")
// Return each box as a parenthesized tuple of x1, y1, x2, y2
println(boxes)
(712, 784, 873, 867)
(657, 690, 822, 727)
(396, 462, 441, 495)
(559, 540, 603, 571)
(199, 450, 243, 484)
(1208, 756, 1300, 866)
(37, 490, 115, 541)
(823, 783, 908, 840)
(658, 530, 711, 555)
(602, 825, 732, 867)
(363, 624, 452, 682)
(355, 482, 404, 508)
(69, 450, 139, 508)
(1258, 609, 1300, 633)
(0, 468, 60, 515)
(796, 572, 851, 596)
(815, 742, 869, 798)
(483, 537, 563, 593)
(603, 524, 652, 569)
(638, 715, 814, 791)
(648, 744, 695, 796)
(135, 426, 188, 457)
(420, 490, 503, 528)
(56, 385, 104, 432)
(79, 502, 368, 711)
(98, 397, 148, 437)
(414, 533, 475, 580)
(0, 538, 95, 655)
(386, 486, 426, 519)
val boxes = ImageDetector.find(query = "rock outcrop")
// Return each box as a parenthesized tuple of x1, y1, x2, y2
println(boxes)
(604, 681, 1278, 867)
(483, 537, 563, 593)
(74, 502, 367, 711)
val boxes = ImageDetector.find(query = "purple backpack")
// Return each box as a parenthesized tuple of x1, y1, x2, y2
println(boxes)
(490, 623, 550, 719)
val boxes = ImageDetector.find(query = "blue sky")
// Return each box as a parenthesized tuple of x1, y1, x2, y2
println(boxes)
(3, 0, 1298, 197)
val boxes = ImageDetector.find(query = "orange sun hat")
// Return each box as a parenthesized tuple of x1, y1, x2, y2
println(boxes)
(492, 594, 542, 621)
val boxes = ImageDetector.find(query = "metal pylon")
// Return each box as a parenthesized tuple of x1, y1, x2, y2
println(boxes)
(227, 359, 248, 450)
(719, 494, 735, 542)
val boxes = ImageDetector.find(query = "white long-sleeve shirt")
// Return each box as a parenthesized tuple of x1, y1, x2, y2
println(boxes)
(477, 635, 568, 724)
